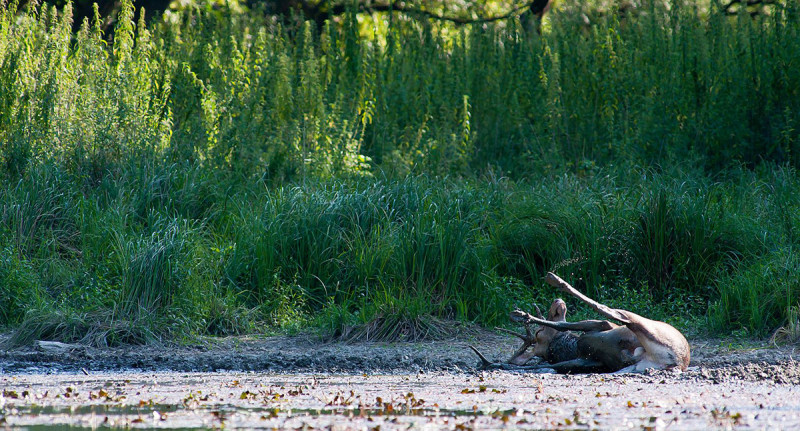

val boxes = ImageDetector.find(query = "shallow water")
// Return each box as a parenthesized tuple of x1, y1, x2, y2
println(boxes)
(2, 370, 799, 429)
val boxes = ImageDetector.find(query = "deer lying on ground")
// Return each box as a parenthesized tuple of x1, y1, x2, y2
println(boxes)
(471, 272, 691, 374)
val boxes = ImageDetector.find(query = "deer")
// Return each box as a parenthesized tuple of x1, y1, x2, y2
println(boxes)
(499, 298, 579, 367)
(471, 272, 691, 374)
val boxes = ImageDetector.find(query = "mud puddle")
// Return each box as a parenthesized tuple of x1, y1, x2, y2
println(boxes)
(2, 369, 800, 429)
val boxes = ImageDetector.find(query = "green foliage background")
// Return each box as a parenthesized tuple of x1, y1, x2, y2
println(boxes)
(1, 0, 799, 344)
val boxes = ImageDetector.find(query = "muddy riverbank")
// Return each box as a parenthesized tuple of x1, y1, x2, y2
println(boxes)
(1, 331, 799, 383)
(1, 332, 799, 429)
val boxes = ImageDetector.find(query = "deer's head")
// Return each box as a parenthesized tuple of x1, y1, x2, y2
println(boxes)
(531, 298, 568, 358)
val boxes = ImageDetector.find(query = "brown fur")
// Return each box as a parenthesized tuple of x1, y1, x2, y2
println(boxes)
(507, 273, 691, 373)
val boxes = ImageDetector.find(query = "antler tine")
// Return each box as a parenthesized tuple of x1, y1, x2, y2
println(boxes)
(533, 303, 543, 319)
(495, 327, 534, 343)
(510, 308, 536, 325)
(469, 345, 493, 369)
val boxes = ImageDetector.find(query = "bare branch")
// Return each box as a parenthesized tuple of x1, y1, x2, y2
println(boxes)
(292, 1, 540, 26)
(366, 1, 535, 24)
(720, 0, 778, 16)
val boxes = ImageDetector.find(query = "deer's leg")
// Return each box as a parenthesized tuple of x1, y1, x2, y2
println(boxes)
(612, 356, 663, 374)
(511, 309, 617, 332)
(538, 358, 609, 374)
(543, 273, 692, 372)
(496, 327, 538, 365)
(575, 326, 641, 372)
(469, 345, 555, 372)
(544, 272, 631, 324)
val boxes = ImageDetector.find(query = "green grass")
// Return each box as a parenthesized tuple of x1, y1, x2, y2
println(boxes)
(0, 0, 799, 344)
(3, 0, 800, 179)
(1, 163, 798, 344)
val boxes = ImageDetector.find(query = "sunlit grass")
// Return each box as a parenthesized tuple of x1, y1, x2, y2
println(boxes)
(0, 0, 799, 343)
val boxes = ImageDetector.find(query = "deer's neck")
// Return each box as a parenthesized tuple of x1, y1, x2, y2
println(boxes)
(546, 331, 579, 363)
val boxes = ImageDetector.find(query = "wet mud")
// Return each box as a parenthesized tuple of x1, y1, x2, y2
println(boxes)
(1, 333, 799, 429)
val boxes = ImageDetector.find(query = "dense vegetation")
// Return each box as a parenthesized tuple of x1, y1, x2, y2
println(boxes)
(1, 0, 799, 345)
